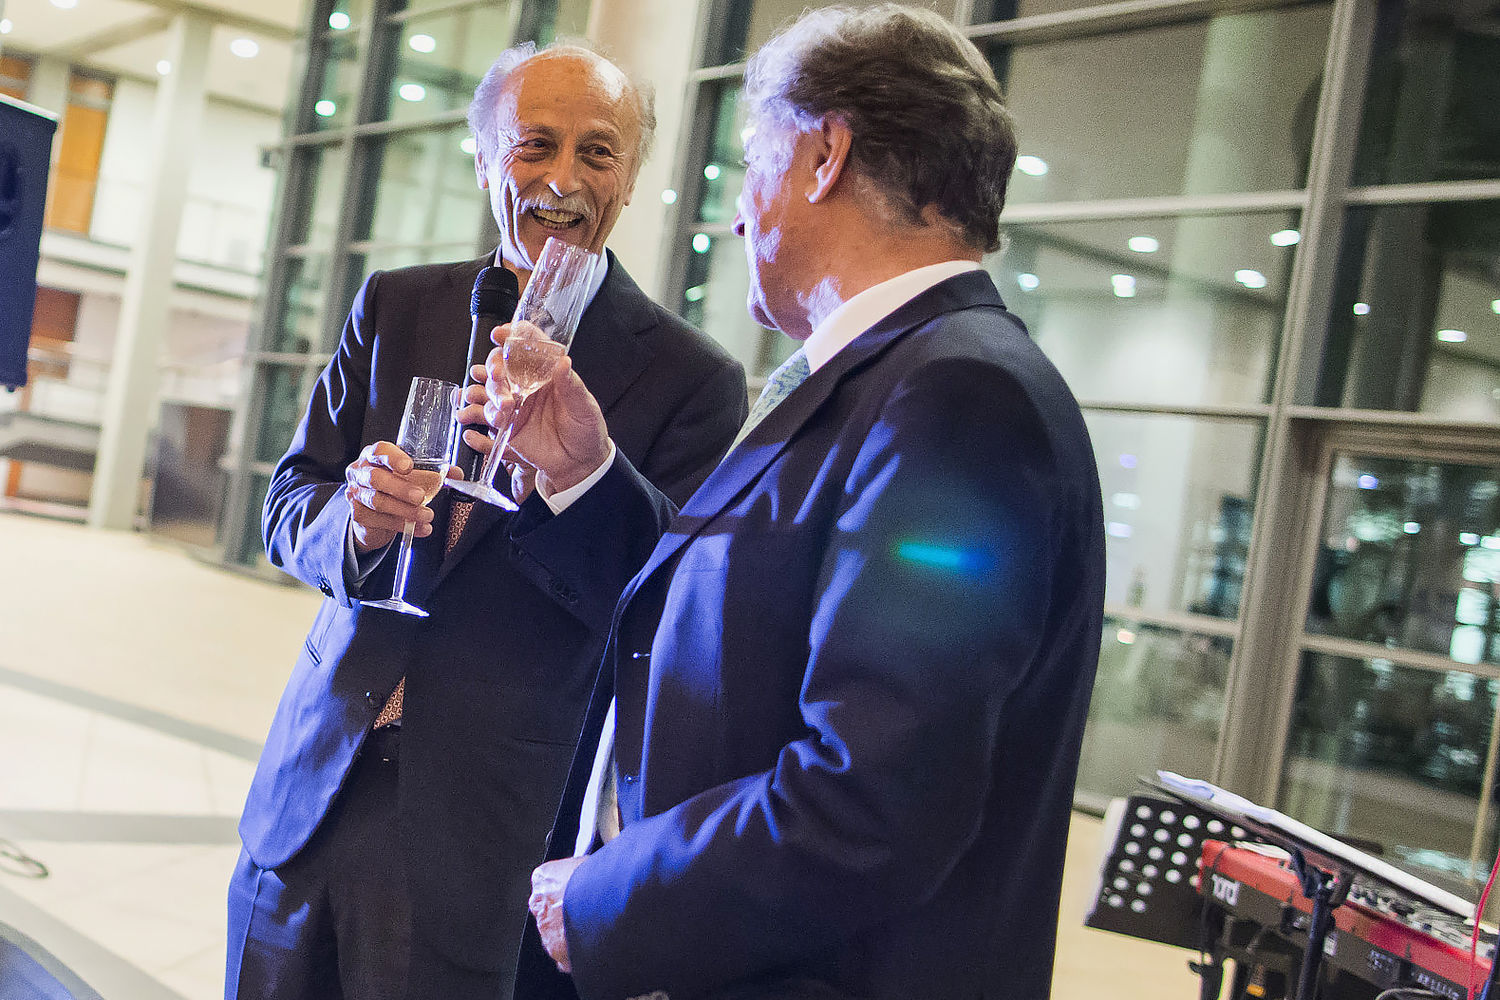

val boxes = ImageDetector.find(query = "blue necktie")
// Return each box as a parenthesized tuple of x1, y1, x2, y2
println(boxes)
(732, 348, 811, 448)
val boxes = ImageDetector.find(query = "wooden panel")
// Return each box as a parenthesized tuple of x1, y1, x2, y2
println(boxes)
(43, 75, 113, 234)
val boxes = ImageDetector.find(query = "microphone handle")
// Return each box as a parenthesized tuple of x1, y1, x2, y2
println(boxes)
(452, 311, 506, 480)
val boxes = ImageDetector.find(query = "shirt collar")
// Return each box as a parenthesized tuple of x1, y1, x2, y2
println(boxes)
(802, 260, 982, 373)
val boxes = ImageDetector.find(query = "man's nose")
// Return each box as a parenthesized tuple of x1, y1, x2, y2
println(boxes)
(547, 158, 583, 197)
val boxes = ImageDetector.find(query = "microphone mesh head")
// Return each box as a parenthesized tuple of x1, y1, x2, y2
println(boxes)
(472, 265, 519, 317)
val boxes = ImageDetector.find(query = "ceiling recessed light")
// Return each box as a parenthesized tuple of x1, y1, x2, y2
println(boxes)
(0, 18, 11, 33)
(1016, 272, 1040, 291)
(230, 38, 259, 58)
(660, 189, 678, 205)
(1015, 155, 1048, 177)
(692, 233, 711, 254)
(1127, 236, 1159, 254)
(1111, 274, 1136, 298)
(1353, 302, 1370, 315)
(703, 163, 721, 181)
(1270, 229, 1301, 247)
(314, 99, 336, 117)
(156, 60, 172, 75)
(408, 33, 436, 53)
(49, 0, 77, 10)
(398, 83, 426, 102)
(1235, 269, 1268, 289)
(328, 11, 350, 29)
(1492, 299, 1500, 315)
(684, 285, 706, 303)
(1437, 329, 1467, 343)
(459, 135, 476, 155)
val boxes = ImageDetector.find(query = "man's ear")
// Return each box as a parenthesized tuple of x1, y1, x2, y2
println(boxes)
(474, 145, 489, 190)
(807, 117, 852, 204)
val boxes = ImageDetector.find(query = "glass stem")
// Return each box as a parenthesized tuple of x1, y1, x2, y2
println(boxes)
(392, 522, 417, 600)
(477, 395, 525, 494)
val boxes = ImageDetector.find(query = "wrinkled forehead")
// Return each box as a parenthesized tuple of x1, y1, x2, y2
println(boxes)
(499, 51, 638, 135)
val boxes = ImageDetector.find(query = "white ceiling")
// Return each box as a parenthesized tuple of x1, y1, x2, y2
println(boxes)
(0, 0, 298, 111)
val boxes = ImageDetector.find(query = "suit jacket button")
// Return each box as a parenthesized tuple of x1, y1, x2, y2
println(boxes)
(364, 691, 378, 707)
(621, 773, 637, 784)
(631, 651, 650, 660)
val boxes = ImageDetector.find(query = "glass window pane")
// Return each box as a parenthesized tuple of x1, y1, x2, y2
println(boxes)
(362, 243, 476, 271)
(1353, 1, 1500, 186)
(235, 473, 275, 567)
(990, 212, 1296, 407)
(254, 364, 322, 464)
(1086, 413, 1262, 620)
(367, 127, 486, 246)
(1317, 201, 1500, 419)
(680, 233, 779, 377)
(1280, 652, 1496, 885)
(992, 5, 1331, 204)
(284, 144, 348, 251)
(386, 6, 518, 123)
(1075, 620, 1230, 803)
(707, 0, 960, 67)
(268, 255, 334, 355)
(695, 83, 745, 226)
(1308, 453, 1500, 666)
(310, 35, 363, 131)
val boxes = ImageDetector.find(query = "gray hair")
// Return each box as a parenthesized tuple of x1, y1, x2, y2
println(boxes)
(743, 4, 1017, 253)
(467, 41, 657, 165)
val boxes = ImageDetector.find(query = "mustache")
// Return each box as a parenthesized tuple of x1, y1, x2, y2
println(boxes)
(521, 193, 595, 222)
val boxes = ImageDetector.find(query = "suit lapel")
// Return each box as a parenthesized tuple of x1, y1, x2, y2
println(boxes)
(625, 271, 1006, 591)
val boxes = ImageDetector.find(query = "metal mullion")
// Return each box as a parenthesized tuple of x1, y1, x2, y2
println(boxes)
(1079, 401, 1271, 420)
(1346, 179, 1500, 205)
(951, 0, 977, 28)
(687, 63, 746, 83)
(1297, 634, 1500, 683)
(273, 130, 357, 150)
(248, 351, 336, 367)
(1000, 190, 1305, 224)
(1287, 406, 1500, 438)
(1104, 604, 1240, 639)
(1216, 0, 1376, 803)
(348, 110, 468, 138)
(964, 0, 1320, 47)
(385, 0, 513, 25)
(347, 238, 473, 253)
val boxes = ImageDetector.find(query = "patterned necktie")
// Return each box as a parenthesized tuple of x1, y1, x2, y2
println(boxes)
(732, 348, 811, 448)
(372, 497, 474, 730)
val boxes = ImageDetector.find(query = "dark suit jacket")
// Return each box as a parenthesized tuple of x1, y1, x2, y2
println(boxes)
(240, 252, 747, 980)
(515, 271, 1104, 1000)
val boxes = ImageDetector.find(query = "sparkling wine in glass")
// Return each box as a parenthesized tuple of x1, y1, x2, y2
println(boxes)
(448, 237, 598, 509)
(360, 376, 459, 617)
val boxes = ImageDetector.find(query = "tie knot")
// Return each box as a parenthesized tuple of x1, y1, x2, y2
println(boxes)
(733, 349, 811, 448)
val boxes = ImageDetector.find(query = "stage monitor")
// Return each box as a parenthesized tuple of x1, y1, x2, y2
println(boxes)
(0, 94, 59, 390)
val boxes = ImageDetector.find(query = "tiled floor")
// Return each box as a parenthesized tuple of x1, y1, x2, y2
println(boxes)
(0, 511, 1196, 999)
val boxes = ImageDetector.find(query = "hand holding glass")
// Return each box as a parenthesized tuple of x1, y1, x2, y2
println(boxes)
(448, 237, 598, 509)
(360, 376, 459, 617)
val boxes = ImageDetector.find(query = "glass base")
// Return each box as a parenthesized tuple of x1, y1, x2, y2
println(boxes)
(444, 477, 519, 510)
(360, 597, 430, 617)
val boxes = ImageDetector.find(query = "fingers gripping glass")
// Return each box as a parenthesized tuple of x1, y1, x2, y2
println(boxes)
(447, 238, 598, 510)
(360, 376, 460, 617)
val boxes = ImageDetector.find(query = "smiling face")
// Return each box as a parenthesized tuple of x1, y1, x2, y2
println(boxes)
(475, 51, 642, 278)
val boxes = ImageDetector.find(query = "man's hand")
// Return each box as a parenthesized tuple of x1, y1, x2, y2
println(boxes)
(529, 856, 585, 974)
(342, 441, 437, 553)
(480, 322, 611, 494)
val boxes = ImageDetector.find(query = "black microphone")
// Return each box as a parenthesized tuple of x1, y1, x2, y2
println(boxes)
(452, 265, 519, 480)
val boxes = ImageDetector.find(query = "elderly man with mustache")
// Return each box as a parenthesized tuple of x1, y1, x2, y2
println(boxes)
(226, 42, 747, 1000)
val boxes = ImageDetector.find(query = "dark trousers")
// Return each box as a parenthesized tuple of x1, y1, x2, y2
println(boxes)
(226, 729, 507, 1000)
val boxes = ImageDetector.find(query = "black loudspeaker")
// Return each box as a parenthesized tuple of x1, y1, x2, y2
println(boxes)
(0, 95, 59, 391)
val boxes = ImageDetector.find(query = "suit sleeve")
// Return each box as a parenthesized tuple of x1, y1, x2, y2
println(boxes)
(261, 272, 382, 607)
(560, 358, 1072, 1000)
(638, 355, 748, 507)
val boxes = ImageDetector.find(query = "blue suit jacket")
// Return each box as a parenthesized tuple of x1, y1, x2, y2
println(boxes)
(515, 270, 1104, 1000)
(239, 252, 746, 979)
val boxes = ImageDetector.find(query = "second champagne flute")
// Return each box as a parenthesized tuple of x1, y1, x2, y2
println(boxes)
(448, 237, 598, 509)
(360, 376, 459, 617)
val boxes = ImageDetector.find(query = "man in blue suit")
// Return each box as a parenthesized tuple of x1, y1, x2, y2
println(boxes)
(501, 6, 1105, 999)
(227, 44, 746, 1000)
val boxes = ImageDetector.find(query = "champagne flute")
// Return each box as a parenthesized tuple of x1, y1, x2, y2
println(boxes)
(447, 237, 598, 509)
(360, 376, 460, 617)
